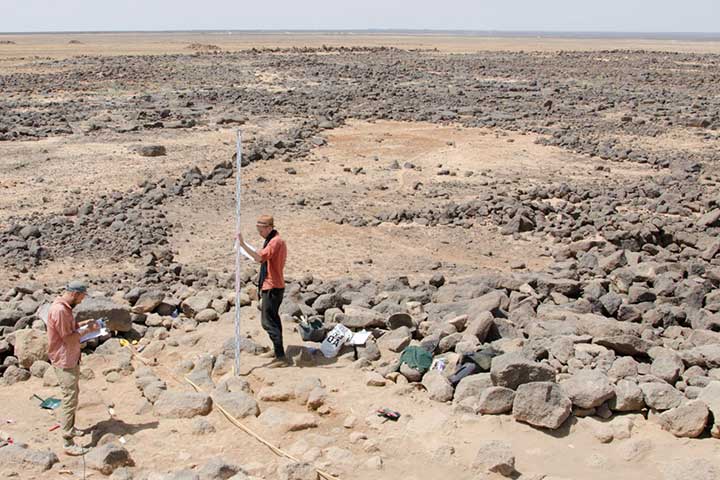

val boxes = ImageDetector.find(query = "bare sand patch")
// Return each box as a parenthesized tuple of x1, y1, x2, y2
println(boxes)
(164, 120, 663, 282)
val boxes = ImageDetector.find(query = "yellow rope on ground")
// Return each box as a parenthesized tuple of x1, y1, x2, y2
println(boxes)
(185, 376, 341, 480)
(123, 343, 340, 480)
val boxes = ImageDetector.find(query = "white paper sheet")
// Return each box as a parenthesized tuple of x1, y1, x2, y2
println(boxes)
(234, 240, 257, 261)
(351, 330, 372, 346)
(79, 318, 108, 343)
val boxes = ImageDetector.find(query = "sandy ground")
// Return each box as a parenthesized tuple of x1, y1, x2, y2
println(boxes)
(1, 118, 664, 285)
(1, 32, 720, 61)
(3, 302, 720, 480)
(3, 119, 707, 480)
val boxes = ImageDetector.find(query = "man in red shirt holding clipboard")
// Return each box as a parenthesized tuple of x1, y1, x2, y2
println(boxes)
(46, 281, 99, 455)
(237, 214, 288, 367)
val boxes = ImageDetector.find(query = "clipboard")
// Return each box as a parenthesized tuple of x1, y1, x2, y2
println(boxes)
(79, 318, 108, 343)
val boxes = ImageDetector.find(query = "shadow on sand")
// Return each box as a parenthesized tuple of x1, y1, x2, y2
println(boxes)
(85, 418, 159, 447)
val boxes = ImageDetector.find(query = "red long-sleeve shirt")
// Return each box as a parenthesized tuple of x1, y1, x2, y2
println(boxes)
(46, 298, 81, 368)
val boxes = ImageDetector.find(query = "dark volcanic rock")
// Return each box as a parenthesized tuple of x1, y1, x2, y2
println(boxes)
(133, 145, 167, 157)
(74, 297, 132, 332)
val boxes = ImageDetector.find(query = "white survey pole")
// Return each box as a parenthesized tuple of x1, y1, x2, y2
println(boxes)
(234, 129, 243, 376)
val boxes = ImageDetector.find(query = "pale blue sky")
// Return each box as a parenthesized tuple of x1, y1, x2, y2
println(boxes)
(1, 0, 718, 33)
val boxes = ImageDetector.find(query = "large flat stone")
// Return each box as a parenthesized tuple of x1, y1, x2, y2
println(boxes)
(491, 352, 555, 390)
(154, 391, 212, 418)
(559, 369, 615, 409)
(75, 297, 131, 332)
(512, 382, 572, 430)
(0, 445, 58, 471)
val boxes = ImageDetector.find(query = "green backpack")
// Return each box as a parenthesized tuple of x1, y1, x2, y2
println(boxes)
(399, 345, 434, 374)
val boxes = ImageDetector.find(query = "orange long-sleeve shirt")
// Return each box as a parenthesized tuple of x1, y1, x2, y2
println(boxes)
(259, 235, 287, 290)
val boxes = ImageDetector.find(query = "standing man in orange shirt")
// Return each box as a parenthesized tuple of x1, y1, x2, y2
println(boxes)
(237, 214, 288, 367)
(46, 281, 98, 456)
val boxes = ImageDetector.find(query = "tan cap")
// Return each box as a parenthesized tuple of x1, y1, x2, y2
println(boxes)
(257, 215, 274, 227)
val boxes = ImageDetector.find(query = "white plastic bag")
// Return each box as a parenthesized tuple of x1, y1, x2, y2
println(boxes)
(320, 324, 353, 358)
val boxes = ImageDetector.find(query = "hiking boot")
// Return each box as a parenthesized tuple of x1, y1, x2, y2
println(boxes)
(260, 348, 286, 359)
(69, 427, 86, 437)
(63, 443, 89, 456)
(266, 356, 289, 368)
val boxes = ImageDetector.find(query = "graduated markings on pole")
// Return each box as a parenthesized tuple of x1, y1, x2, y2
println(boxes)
(234, 129, 243, 376)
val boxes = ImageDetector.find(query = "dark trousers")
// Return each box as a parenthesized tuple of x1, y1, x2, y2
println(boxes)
(261, 288, 285, 358)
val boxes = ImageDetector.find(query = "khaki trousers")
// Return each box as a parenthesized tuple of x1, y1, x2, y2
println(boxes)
(54, 366, 80, 441)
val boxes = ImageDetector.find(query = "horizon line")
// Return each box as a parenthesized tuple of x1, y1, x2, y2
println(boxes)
(1, 29, 719, 38)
